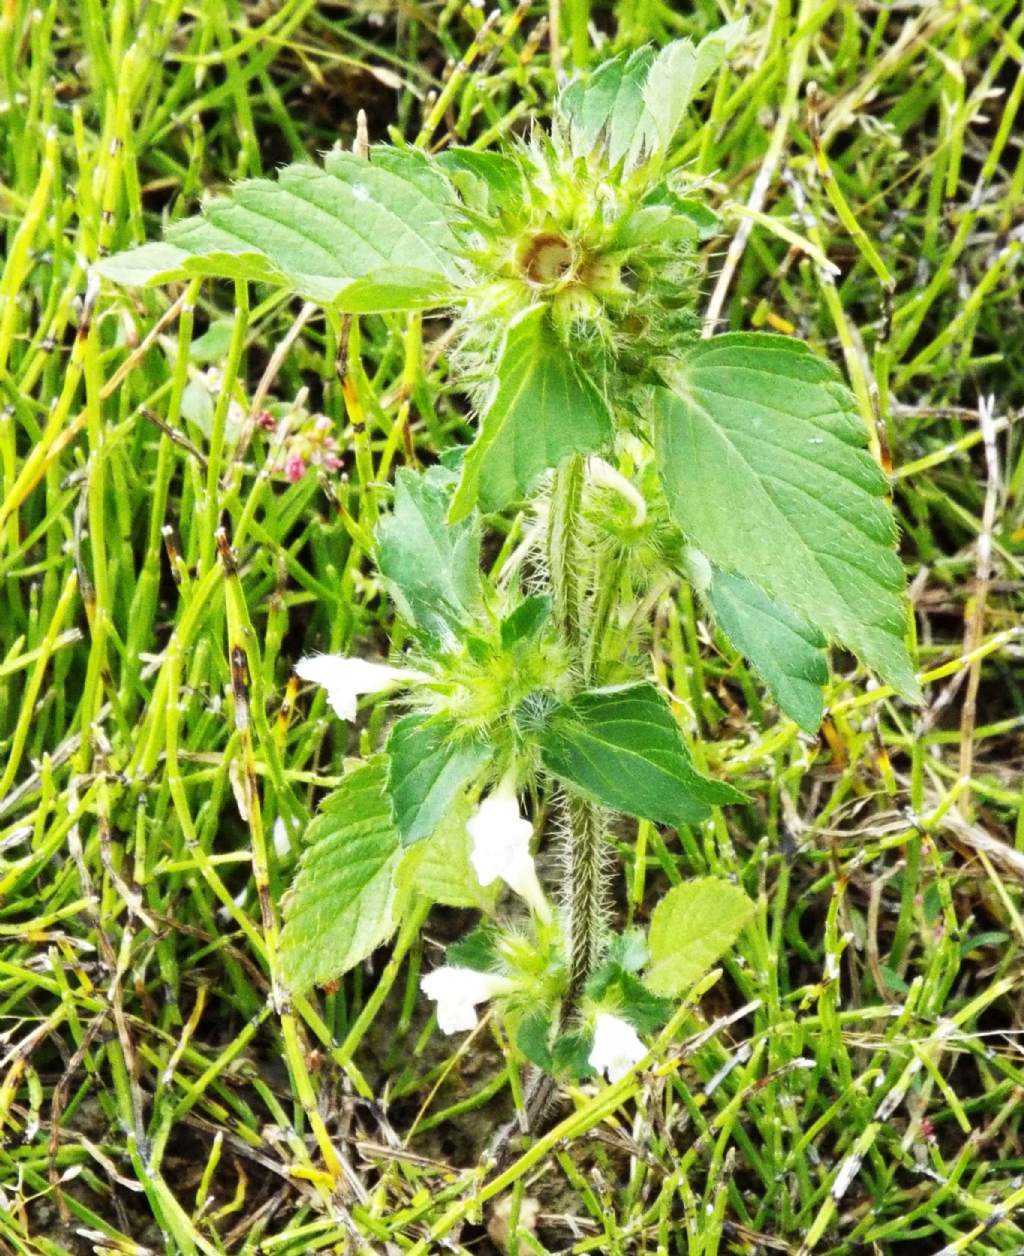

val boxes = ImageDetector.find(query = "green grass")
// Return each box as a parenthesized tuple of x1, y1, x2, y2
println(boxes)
(1, 1, 1023, 1252)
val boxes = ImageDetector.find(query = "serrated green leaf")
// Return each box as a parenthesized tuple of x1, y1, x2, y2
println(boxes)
(516, 1011, 555, 1072)
(280, 761, 402, 992)
(376, 466, 482, 646)
(98, 147, 463, 310)
(587, 964, 671, 1032)
(672, 197, 720, 240)
(538, 682, 746, 826)
(559, 47, 657, 168)
(655, 334, 919, 700)
(708, 567, 828, 733)
(93, 241, 193, 287)
(437, 148, 524, 211)
(513, 1012, 594, 1080)
(449, 306, 613, 521)
(329, 267, 457, 313)
(395, 791, 496, 911)
(613, 204, 694, 249)
(446, 923, 501, 972)
(644, 877, 754, 996)
(387, 715, 491, 846)
(642, 22, 746, 151)
(552, 1029, 595, 1080)
(557, 24, 741, 172)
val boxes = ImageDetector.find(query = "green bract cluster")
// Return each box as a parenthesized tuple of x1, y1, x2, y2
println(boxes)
(98, 20, 918, 1089)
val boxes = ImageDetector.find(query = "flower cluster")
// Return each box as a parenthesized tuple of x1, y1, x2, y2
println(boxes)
(262, 411, 343, 482)
(451, 127, 703, 407)
(295, 654, 553, 915)
(295, 651, 651, 1085)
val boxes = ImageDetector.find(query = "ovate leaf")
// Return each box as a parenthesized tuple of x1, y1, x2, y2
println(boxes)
(551, 1029, 596, 1081)
(642, 22, 746, 151)
(515, 1010, 588, 1079)
(449, 306, 614, 521)
(708, 567, 828, 733)
(376, 466, 482, 646)
(586, 964, 672, 1032)
(437, 148, 524, 212)
(605, 929, 650, 975)
(644, 877, 755, 996)
(516, 1011, 555, 1072)
(558, 23, 742, 171)
(281, 761, 402, 992)
(622, 193, 718, 247)
(500, 595, 551, 648)
(446, 923, 501, 972)
(559, 47, 657, 168)
(96, 147, 463, 311)
(655, 334, 919, 700)
(387, 715, 491, 846)
(538, 683, 746, 826)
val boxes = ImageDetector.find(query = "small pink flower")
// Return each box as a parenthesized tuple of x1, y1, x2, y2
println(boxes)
(255, 410, 276, 431)
(285, 453, 306, 483)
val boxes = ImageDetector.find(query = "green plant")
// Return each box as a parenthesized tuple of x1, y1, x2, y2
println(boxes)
(97, 20, 918, 1116)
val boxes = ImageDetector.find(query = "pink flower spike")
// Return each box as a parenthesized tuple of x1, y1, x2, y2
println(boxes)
(285, 453, 306, 483)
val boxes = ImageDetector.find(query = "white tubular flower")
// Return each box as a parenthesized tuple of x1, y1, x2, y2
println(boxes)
(588, 1012, 647, 1083)
(587, 456, 647, 527)
(294, 654, 428, 721)
(467, 775, 551, 921)
(420, 965, 514, 1034)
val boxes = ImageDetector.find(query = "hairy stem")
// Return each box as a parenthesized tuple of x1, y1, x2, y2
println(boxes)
(562, 793, 606, 1015)
(490, 456, 611, 1152)
(546, 456, 608, 1023)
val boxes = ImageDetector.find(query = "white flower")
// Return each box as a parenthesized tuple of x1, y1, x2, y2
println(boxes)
(420, 965, 514, 1034)
(588, 1012, 647, 1083)
(467, 775, 551, 921)
(587, 456, 647, 526)
(272, 816, 291, 859)
(294, 653, 428, 721)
